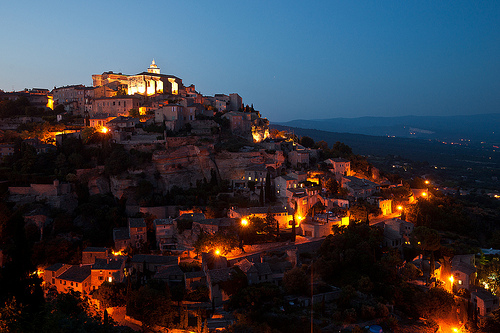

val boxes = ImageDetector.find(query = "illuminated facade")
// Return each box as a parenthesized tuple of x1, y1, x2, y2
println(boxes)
(92, 60, 183, 97)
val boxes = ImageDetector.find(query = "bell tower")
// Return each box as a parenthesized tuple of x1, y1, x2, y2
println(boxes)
(147, 59, 160, 74)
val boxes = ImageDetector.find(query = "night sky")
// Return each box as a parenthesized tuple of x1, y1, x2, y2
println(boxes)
(1, 1, 499, 121)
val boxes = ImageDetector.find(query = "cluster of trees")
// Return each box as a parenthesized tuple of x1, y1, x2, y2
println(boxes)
(0, 97, 59, 119)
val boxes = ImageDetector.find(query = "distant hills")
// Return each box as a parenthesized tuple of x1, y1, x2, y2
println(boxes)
(274, 113, 500, 143)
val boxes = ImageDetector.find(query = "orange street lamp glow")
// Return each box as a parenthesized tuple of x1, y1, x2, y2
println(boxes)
(214, 249, 221, 256)
(425, 180, 430, 185)
(422, 192, 427, 197)
(449, 276, 454, 284)
(453, 328, 458, 333)
(100, 126, 109, 134)
(241, 218, 248, 227)
(397, 206, 403, 211)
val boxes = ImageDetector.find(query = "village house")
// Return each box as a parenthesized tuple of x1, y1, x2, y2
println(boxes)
(325, 158, 351, 180)
(374, 218, 414, 249)
(288, 148, 309, 168)
(301, 213, 350, 238)
(451, 254, 476, 292)
(0, 143, 15, 161)
(128, 218, 147, 248)
(54, 265, 92, 295)
(275, 175, 299, 198)
(367, 197, 393, 216)
(154, 218, 176, 249)
(341, 176, 380, 199)
(286, 181, 321, 218)
(234, 258, 273, 285)
(153, 264, 185, 287)
(471, 287, 500, 318)
(206, 267, 243, 307)
(89, 114, 116, 128)
(106, 116, 140, 132)
(185, 270, 207, 291)
(82, 247, 110, 265)
(192, 218, 236, 236)
(43, 263, 70, 289)
(223, 111, 252, 138)
(228, 206, 292, 230)
(319, 195, 350, 211)
(92, 95, 143, 117)
(113, 227, 131, 252)
(130, 254, 179, 274)
(90, 258, 126, 290)
(8, 179, 78, 212)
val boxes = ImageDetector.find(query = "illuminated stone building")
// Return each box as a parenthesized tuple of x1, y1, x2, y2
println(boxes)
(128, 61, 183, 96)
(92, 71, 129, 88)
(92, 95, 142, 117)
(92, 60, 183, 97)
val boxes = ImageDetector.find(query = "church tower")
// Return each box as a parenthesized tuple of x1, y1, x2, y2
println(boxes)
(147, 59, 160, 74)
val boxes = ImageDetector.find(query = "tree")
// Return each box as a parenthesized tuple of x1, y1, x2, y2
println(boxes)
(93, 282, 127, 309)
(412, 226, 441, 282)
(283, 266, 309, 295)
(325, 178, 339, 195)
(126, 282, 175, 330)
(265, 209, 278, 238)
(417, 287, 455, 321)
(299, 136, 315, 148)
(128, 108, 139, 117)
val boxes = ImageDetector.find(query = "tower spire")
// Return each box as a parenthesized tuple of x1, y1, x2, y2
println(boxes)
(147, 59, 160, 74)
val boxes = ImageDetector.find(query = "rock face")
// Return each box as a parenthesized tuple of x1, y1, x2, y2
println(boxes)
(153, 145, 216, 190)
(152, 144, 281, 190)
(214, 151, 267, 181)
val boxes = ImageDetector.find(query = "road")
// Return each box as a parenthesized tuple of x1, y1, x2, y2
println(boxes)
(369, 212, 402, 226)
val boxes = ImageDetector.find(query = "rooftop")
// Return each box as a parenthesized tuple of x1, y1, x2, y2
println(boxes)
(57, 265, 91, 283)
(92, 258, 124, 270)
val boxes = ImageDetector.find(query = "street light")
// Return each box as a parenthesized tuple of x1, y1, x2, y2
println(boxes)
(241, 218, 248, 227)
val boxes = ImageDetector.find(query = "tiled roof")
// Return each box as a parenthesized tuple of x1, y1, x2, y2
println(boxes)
(254, 263, 273, 276)
(154, 218, 174, 226)
(453, 262, 476, 276)
(185, 271, 206, 279)
(45, 263, 65, 272)
(92, 258, 124, 270)
(82, 247, 108, 253)
(234, 259, 256, 274)
(131, 254, 178, 265)
(177, 213, 206, 222)
(128, 218, 146, 228)
(57, 265, 91, 283)
(208, 267, 237, 285)
(153, 265, 184, 280)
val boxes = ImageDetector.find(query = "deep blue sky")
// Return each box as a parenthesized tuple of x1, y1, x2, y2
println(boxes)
(1, 1, 499, 121)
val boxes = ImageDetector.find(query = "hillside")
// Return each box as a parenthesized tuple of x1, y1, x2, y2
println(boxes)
(275, 113, 500, 143)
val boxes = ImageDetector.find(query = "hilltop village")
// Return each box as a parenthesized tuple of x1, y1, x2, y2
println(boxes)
(1, 62, 500, 333)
